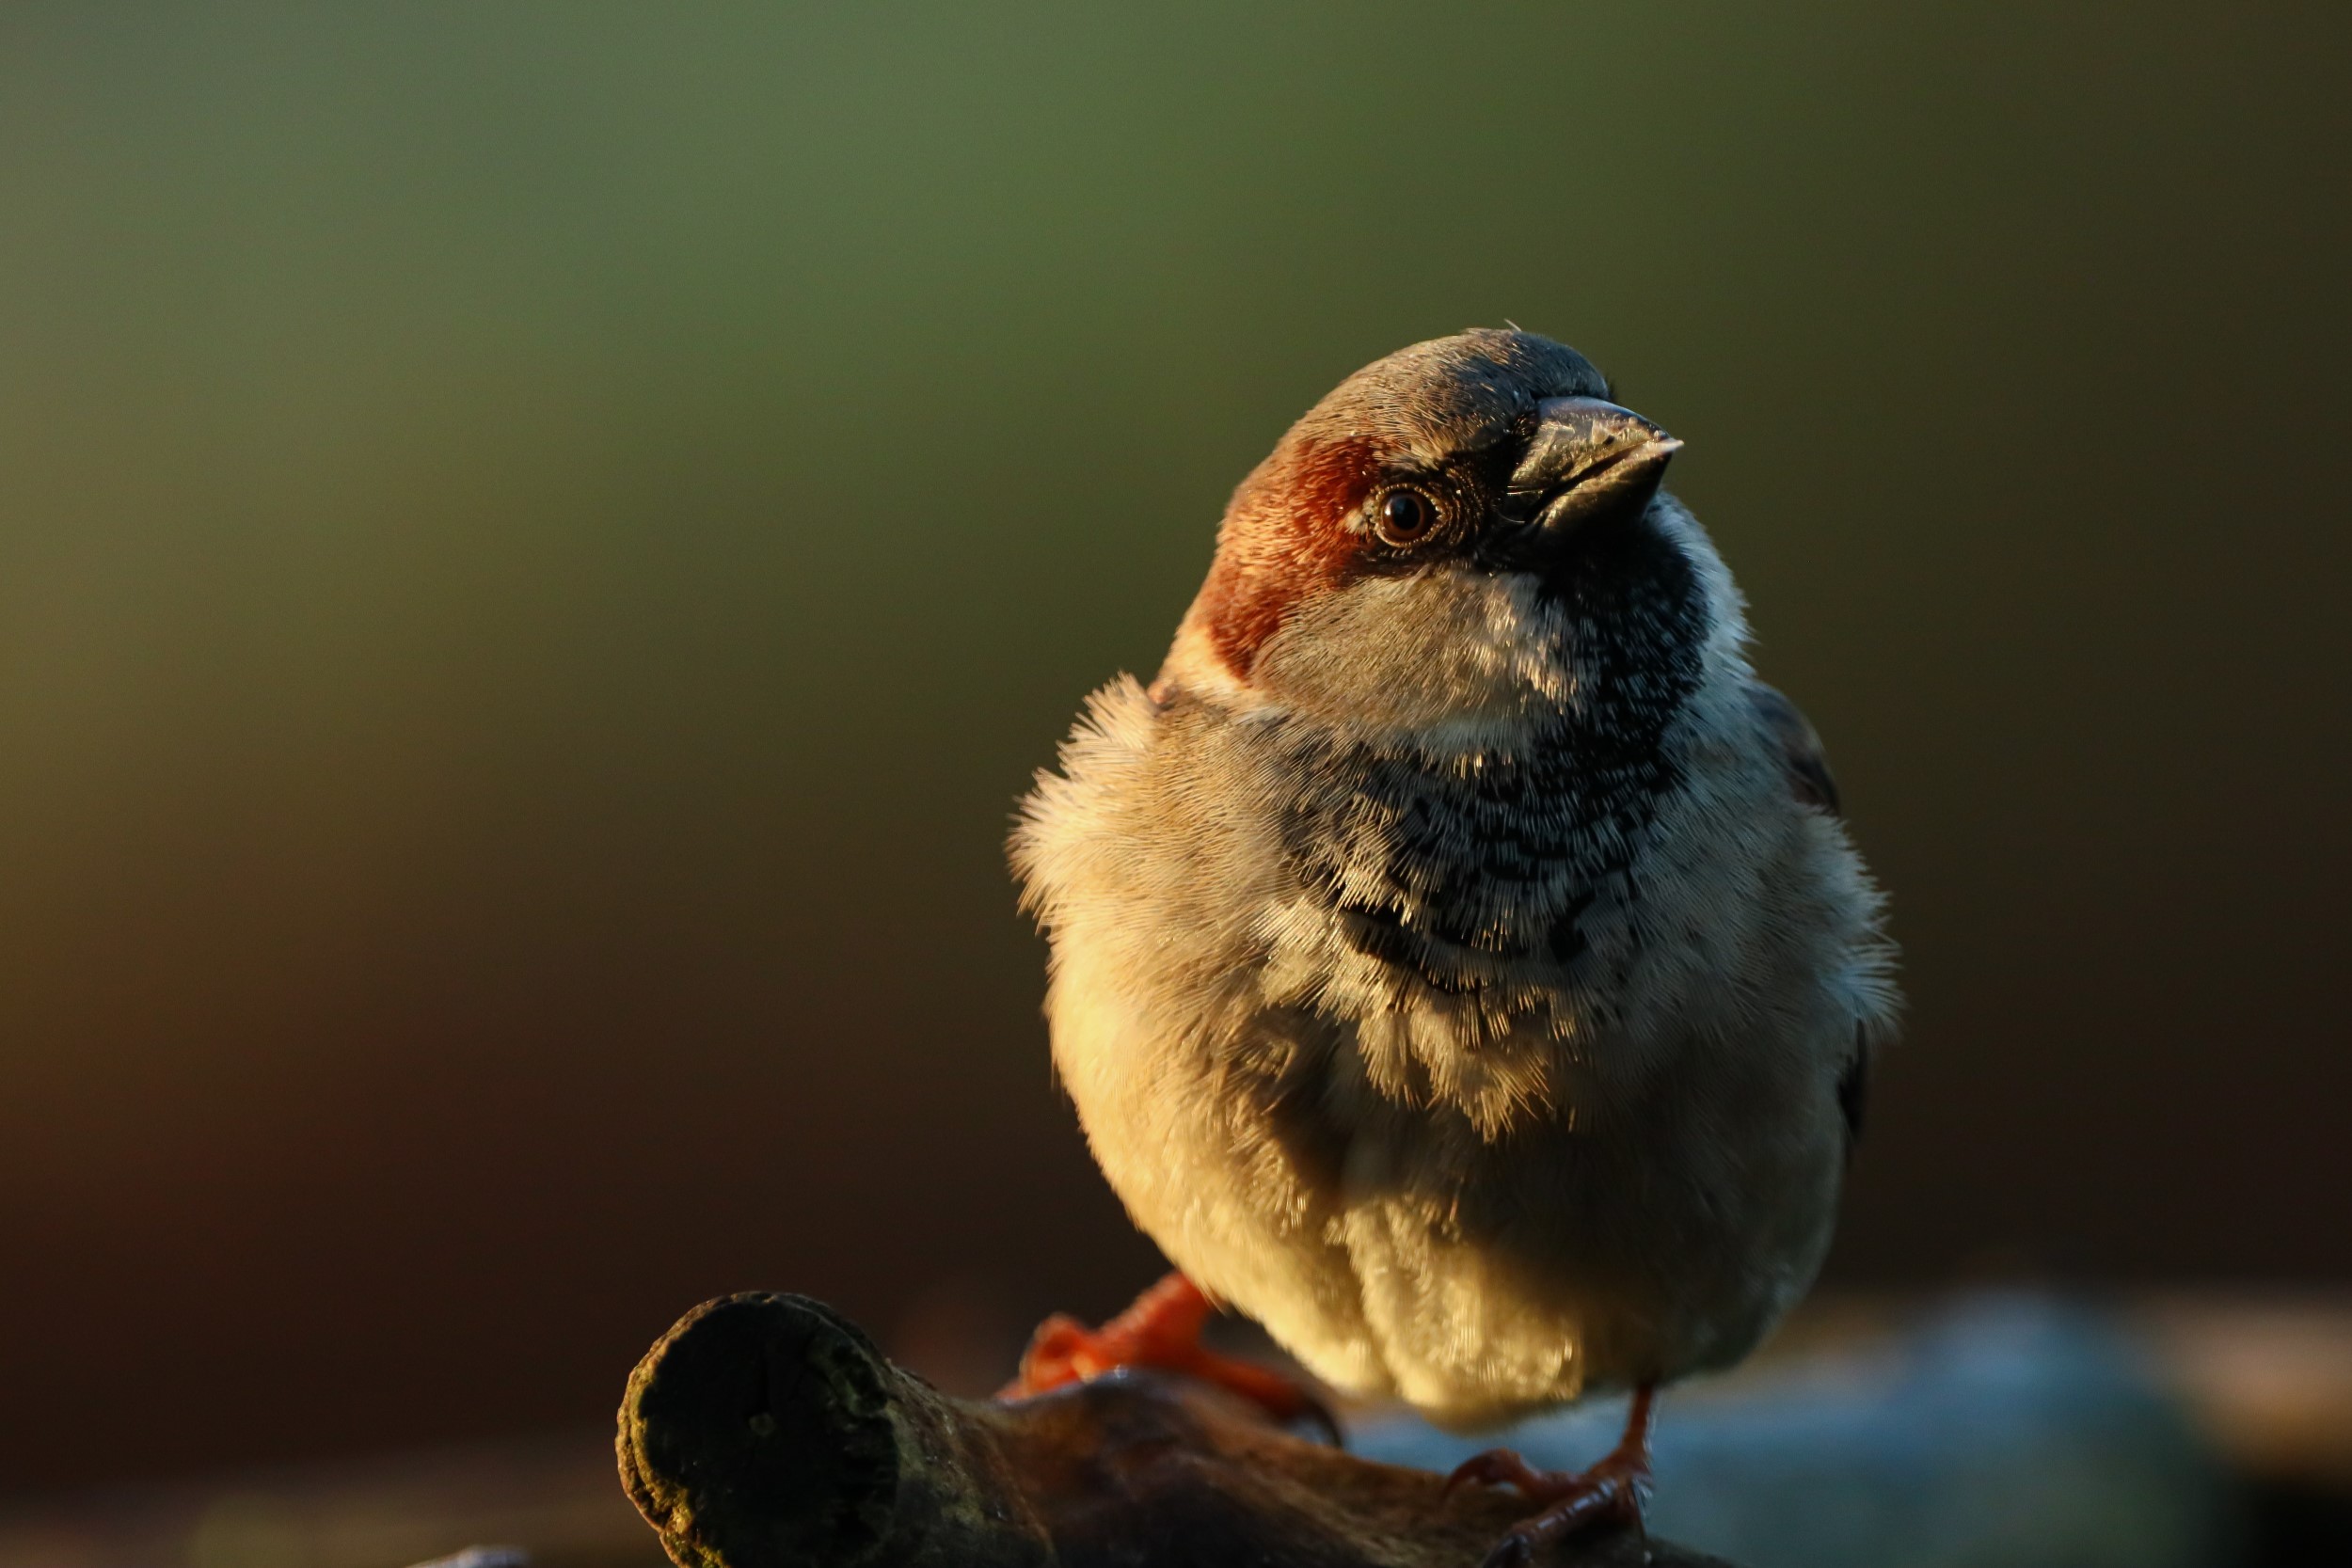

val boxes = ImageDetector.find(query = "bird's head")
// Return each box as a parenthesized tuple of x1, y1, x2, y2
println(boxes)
(1160, 329, 1738, 744)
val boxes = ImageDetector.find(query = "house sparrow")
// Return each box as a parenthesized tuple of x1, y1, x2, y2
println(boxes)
(1002, 329, 1898, 1561)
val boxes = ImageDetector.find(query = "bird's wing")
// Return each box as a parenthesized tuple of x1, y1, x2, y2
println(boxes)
(1744, 680, 1840, 816)
(1743, 680, 1869, 1154)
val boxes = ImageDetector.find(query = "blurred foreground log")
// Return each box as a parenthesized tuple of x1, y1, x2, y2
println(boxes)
(615, 1291, 1733, 1568)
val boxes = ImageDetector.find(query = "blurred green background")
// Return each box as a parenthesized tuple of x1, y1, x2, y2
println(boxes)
(1, 1, 2345, 1496)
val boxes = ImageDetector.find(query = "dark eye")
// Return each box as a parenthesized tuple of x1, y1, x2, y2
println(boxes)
(1373, 487, 1438, 546)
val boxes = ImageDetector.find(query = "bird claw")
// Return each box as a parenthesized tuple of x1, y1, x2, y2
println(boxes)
(1446, 1445, 1653, 1566)
(998, 1273, 1343, 1447)
(1442, 1447, 1549, 1501)
(1289, 1386, 1347, 1449)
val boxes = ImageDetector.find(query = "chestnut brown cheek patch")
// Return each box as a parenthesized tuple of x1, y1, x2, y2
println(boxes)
(1200, 436, 1381, 676)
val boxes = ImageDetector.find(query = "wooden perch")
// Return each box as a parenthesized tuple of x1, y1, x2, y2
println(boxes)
(615, 1291, 1735, 1568)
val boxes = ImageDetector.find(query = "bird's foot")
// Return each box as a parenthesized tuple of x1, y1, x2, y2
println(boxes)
(997, 1272, 1341, 1443)
(1445, 1384, 1658, 1567)
(1445, 1446, 1652, 1565)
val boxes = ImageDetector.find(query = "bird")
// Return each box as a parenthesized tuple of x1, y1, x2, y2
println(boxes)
(999, 328, 1898, 1562)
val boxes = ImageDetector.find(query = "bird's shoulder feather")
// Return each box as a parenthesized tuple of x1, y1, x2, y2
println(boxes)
(1743, 680, 1839, 816)
(1743, 680, 1874, 1154)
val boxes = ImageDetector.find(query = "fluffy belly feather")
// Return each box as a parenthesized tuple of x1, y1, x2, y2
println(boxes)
(1047, 923, 1850, 1430)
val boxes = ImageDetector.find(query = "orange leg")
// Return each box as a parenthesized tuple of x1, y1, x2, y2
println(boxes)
(998, 1272, 1338, 1442)
(1445, 1383, 1657, 1566)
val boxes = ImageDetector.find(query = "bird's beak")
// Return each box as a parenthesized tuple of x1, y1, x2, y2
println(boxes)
(1505, 396, 1683, 539)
